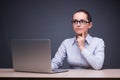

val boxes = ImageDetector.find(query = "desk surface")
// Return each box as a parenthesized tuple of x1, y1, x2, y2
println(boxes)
(0, 68, 120, 78)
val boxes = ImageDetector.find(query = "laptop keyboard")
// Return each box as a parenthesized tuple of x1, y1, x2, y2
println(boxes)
(52, 69, 68, 73)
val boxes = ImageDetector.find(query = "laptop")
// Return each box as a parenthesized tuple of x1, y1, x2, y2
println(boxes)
(11, 39, 68, 73)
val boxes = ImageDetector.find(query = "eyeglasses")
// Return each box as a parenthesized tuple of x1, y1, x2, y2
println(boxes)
(72, 19, 89, 25)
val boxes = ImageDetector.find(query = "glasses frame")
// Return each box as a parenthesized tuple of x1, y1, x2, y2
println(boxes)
(72, 19, 90, 25)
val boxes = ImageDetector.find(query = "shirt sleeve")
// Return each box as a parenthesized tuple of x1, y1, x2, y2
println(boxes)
(51, 40, 67, 69)
(81, 38, 105, 70)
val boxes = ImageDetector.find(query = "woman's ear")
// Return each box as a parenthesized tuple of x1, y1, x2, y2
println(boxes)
(88, 22, 92, 29)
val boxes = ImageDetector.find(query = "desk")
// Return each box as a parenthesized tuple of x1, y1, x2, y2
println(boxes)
(0, 68, 120, 79)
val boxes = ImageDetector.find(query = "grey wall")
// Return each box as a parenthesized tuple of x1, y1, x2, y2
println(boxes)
(0, 0, 120, 69)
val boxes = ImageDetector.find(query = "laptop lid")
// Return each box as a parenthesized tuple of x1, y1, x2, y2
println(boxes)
(11, 39, 52, 73)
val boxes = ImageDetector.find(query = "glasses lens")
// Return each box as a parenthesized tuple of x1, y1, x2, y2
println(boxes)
(72, 20, 77, 24)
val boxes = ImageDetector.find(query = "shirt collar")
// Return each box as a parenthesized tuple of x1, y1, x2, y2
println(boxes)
(72, 34, 93, 45)
(86, 34, 93, 44)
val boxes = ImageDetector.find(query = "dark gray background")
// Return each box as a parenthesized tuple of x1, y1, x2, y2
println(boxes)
(0, 0, 120, 69)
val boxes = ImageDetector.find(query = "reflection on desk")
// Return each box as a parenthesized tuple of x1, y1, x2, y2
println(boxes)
(0, 68, 120, 78)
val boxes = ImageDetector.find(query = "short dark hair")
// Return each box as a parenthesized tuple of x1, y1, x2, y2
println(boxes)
(73, 9, 92, 23)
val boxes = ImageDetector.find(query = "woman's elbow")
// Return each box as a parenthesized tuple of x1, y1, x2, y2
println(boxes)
(92, 63, 103, 70)
(93, 66, 102, 70)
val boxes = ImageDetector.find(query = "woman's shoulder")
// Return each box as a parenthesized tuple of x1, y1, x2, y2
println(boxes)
(63, 37, 75, 42)
(92, 36, 105, 45)
(93, 36, 104, 42)
(61, 37, 75, 45)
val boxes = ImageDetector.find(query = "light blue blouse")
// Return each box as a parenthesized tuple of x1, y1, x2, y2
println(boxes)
(52, 34, 105, 70)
